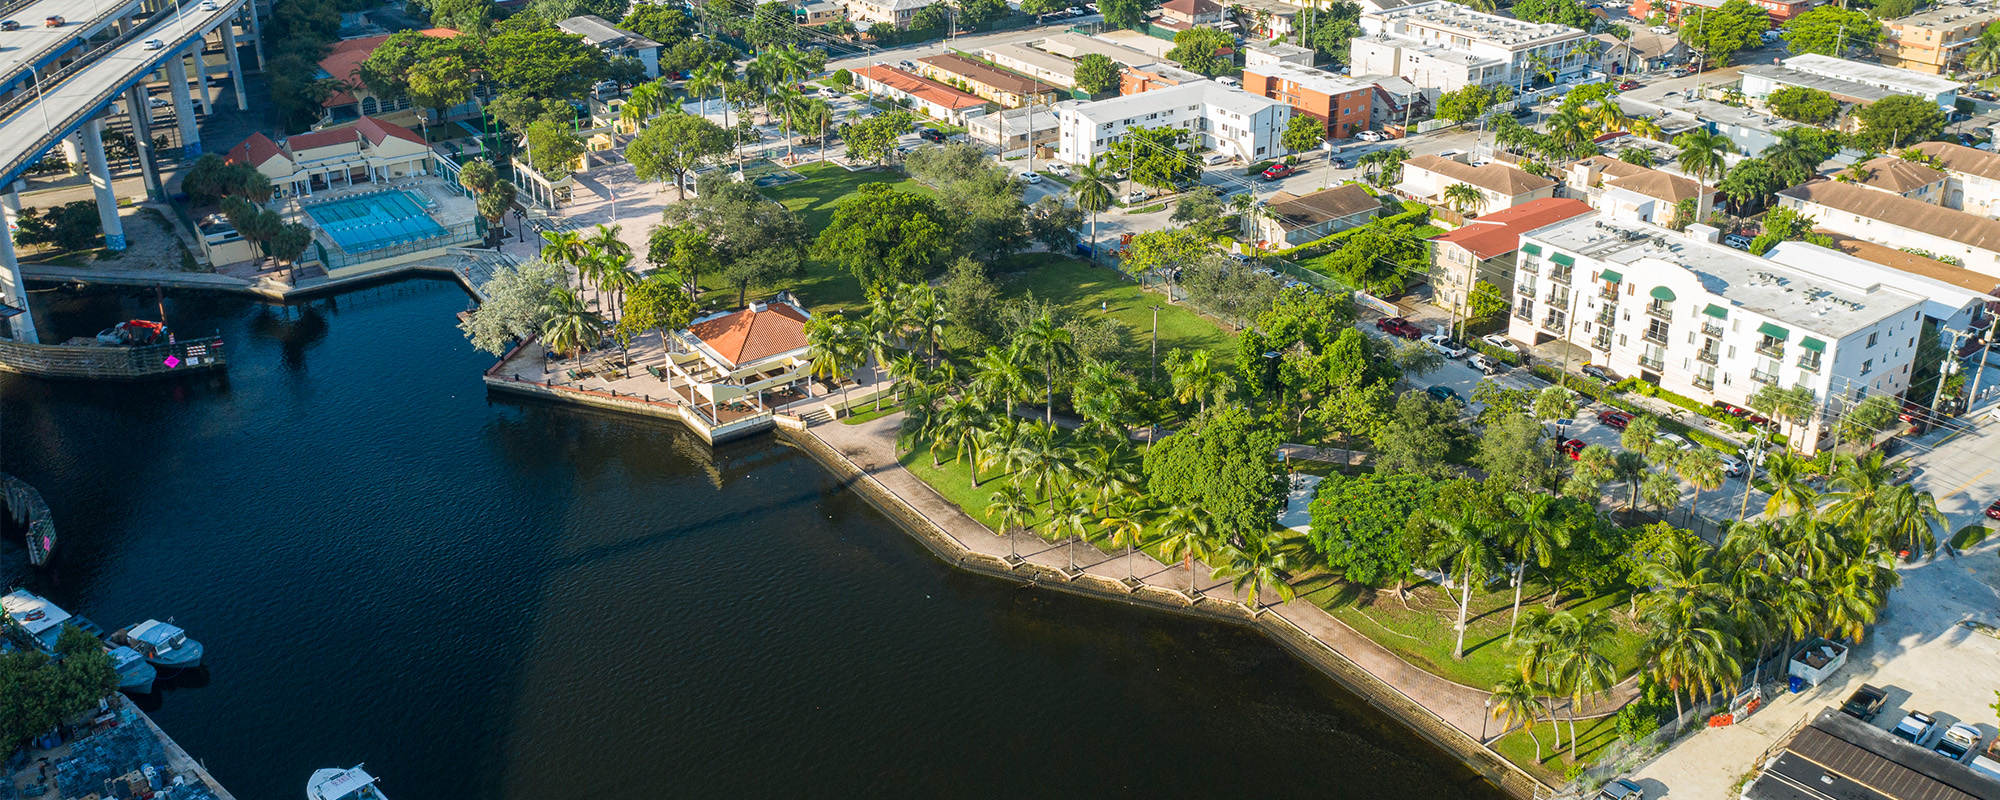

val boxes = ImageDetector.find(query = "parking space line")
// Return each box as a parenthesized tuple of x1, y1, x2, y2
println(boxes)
(1941, 468, 1991, 502)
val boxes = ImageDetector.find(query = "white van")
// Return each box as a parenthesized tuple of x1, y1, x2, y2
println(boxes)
(1969, 755, 2000, 783)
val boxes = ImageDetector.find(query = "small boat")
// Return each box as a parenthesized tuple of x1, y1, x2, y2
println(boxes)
(113, 619, 204, 669)
(307, 765, 386, 800)
(108, 645, 157, 694)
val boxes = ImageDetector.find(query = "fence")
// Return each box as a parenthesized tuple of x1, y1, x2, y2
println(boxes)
(0, 334, 227, 380)
(316, 219, 479, 270)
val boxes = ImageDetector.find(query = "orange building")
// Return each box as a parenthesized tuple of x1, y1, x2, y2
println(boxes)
(1242, 62, 1375, 140)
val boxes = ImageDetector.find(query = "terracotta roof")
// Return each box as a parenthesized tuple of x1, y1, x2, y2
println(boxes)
(1266, 184, 1382, 229)
(1907, 140, 2000, 182)
(1404, 154, 1555, 197)
(1852, 155, 1945, 194)
(920, 53, 1061, 96)
(1817, 231, 2000, 296)
(354, 115, 426, 147)
(319, 28, 460, 107)
(226, 132, 285, 167)
(852, 65, 986, 109)
(688, 301, 811, 368)
(1430, 197, 1595, 259)
(1780, 179, 2000, 253)
(1161, 0, 1221, 15)
(286, 127, 360, 152)
(1573, 155, 1712, 202)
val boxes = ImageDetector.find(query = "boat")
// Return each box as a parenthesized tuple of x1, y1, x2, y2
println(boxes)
(108, 645, 157, 694)
(307, 766, 386, 800)
(112, 619, 204, 669)
(1, 588, 73, 652)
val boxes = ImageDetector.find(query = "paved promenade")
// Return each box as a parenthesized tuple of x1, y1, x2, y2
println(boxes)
(806, 412, 1636, 743)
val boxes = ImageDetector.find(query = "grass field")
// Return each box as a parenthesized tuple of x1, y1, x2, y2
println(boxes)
(748, 163, 936, 311)
(997, 254, 1238, 372)
(1489, 712, 1622, 783)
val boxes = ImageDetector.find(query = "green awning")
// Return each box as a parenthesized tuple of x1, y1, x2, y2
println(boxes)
(1522, 243, 1542, 255)
(1598, 269, 1623, 283)
(1757, 322, 1790, 341)
(1800, 336, 1826, 352)
(1551, 252, 1574, 266)
(1703, 304, 1728, 319)
(1649, 286, 1677, 301)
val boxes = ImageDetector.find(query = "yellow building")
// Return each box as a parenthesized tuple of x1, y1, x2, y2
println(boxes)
(1877, 7, 1999, 75)
(226, 116, 437, 199)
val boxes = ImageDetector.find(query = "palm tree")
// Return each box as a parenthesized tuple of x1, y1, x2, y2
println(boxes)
(688, 61, 733, 121)
(1673, 128, 1738, 184)
(1043, 490, 1095, 575)
(1762, 453, 1818, 517)
(970, 346, 1033, 418)
(1550, 611, 1619, 759)
(539, 229, 588, 288)
(1098, 498, 1149, 583)
(1155, 505, 1215, 598)
(987, 482, 1037, 564)
(1674, 448, 1725, 525)
(1073, 358, 1137, 438)
(1642, 609, 1738, 731)
(805, 315, 864, 416)
(1762, 127, 1830, 186)
(1489, 675, 1548, 757)
(1824, 452, 1895, 530)
(1443, 183, 1488, 216)
(800, 96, 834, 164)
(621, 80, 667, 130)
(1501, 492, 1569, 636)
(539, 287, 604, 359)
(1071, 156, 1116, 254)
(597, 258, 639, 325)
(1966, 28, 2000, 76)
(1164, 348, 1234, 414)
(1214, 532, 1300, 615)
(1872, 484, 1947, 559)
(1612, 450, 1649, 510)
(899, 286, 949, 367)
(1017, 314, 1077, 423)
(1430, 507, 1500, 660)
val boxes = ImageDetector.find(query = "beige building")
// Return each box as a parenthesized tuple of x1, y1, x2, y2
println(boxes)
(1428, 197, 1592, 316)
(1876, 6, 2000, 75)
(965, 104, 1060, 157)
(1843, 155, 1947, 203)
(1563, 156, 1717, 229)
(981, 42, 1078, 88)
(1397, 154, 1557, 213)
(224, 116, 435, 199)
(918, 53, 1063, 108)
(1249, 184, 1382, 247)
(838, 0, 936, 28)
(1906, 141, 2000, 216)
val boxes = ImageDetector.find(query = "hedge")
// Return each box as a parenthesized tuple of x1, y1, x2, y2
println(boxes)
(1467, 337, 1521, 366)
(1538, 367, 1749, 455)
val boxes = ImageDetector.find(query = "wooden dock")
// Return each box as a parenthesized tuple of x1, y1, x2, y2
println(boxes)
(0, 334, 226, 380)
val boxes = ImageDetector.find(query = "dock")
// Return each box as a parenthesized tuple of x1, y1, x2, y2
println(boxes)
(5, 694, 236, 800)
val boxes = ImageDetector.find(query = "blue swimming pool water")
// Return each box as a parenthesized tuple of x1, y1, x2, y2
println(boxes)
(303, 190, 446, 253)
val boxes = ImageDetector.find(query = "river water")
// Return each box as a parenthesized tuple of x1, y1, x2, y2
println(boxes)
(1, 278, 1507, 800)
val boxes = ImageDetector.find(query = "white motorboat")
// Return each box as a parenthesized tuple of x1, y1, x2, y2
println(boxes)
(108, 645, 157, 694)
(1, 588, 73, 652)
(307, 766, 386, 800)
(114, 619, 204, 669)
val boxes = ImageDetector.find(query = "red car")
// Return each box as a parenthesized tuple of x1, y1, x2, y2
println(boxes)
(1598, 409, 1635, 430)
(1986, 499, 2000, 520)
(1261, 163, 1294, 180)
(1616, 80, 1640, 91)
(1559, 438, 1588, 460)
(1375, 316, 1422, 339)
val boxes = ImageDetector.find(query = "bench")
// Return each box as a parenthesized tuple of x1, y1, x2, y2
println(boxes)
(647, 365, 669, 381)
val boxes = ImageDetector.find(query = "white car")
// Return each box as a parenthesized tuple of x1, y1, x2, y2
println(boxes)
(816, 87, 841, 98)
(1936, 723, 1982, 762)
(198, 0, 216, 8)
(148, 97, 171, 108)
(1124, 189, 1150, 203)
(1022, 172, 1043, 184)
(1215, 76, 1240, 88)
(1356, 130, 1386, 142)
(1653, 433, 1693, 452)
(1480, 334, 1521, 355)
(1891, 711, 1937, 746)
(1420, 334, 1468, 358)
(1049, 163, 1071, 177)
(1650, 25, 1674, 34)
(1468, 353, 1502, 375)
(141, 38, 164, 50)
(1202, 152, 1231, 165)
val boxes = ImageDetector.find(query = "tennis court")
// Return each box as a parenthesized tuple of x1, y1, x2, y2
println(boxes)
(303, 190, 448, 253)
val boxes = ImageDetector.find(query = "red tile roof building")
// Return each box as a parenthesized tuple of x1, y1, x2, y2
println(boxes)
(317, 28, 461, 111)
(1429, 197, 1594, 317)
(223, 116, 436, 198)
(851, 65, 988, 123)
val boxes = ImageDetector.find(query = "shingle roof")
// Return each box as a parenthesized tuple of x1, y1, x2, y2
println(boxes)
(1429, 197, 1594, 259)
(688, 301, 811, 368)
(853, 65, 987, 109)
(1573, 155, 1712, 202)
(1161, 0, 1222, 15)
(318, 28, 460, 107)
(1404, 154, 1555, 197)
(1266, 184, 1382, 229)
(1781, 179, 2000, 253)
(1853, 155, 1946, 194)
(1818, 231, 2000, 295)
(1908, 140, 2000, 183)
(920, 53, 1061, 96)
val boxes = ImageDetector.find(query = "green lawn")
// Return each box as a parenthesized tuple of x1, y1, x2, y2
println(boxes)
(997, 253, 1238, 372)
(898, 440, 1044, 532)
(749, 163, 936, 312)
(1489, 712, 1623, 784)
(1292, 573, 1647, 691)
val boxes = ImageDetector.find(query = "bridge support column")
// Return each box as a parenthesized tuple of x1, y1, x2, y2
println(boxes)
(126, 85, 161, 201)
(223, 23, 246, 111)
(61, 132, 83, 172)
(0, 187, 39, 343)
(246, 3, 264, 72)
(195, 41, 213, 116)
(83, 118, 125, 251)
(168, 53, 200, 156)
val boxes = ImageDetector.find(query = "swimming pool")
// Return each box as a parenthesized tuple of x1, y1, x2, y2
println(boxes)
(303, 190, 448, 253)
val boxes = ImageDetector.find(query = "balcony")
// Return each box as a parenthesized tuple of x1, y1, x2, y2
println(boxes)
(1542, 314, 1567, 330)
(1544, 293, 1570, 310)
(1597, 307, 1616, 326)
(1696, 348, 1719, 365)
(1751, 369, 1779, 385)
(1797, 354, 1822, 373)
(1599, 285, 1618, 300)
(1755, 342, 1786, 359)
(1515, 305, 1534, 321)
(1549, 268, 1573, 285)
(1646, 303, 1674, 321)
(1517, 282, 1536, 297)
(1592, 334, 1613, 351)
(1639, 355, 1665, 371)
(1692, 375, 1714, 390)
(1702, 322, 1724, 339)
(1642, 328, 1668, 345)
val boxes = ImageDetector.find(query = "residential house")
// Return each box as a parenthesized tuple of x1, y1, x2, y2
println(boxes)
(1231, 0, 1304, 40)
(1121, 63, 1210, 94)
(1242, 61, 1376, 139)
(837, 0, 936, 28)
(1428, 197, 1593, 317)
(557, 15, 662, 78)
(1244, 41, 1315, 69)
(1154, 0, 1225, 31)
(224, 116, 435, 199)
(851, 65, 989, 123)
(1563, 155, 1717, 228)
(1779, 179, 2000, 278)
(315, 28, 465, 123)
(1876, 6, 2000, 75)
(1509, 214, 1987, 454)
(1592, 28, 1689, 75)
(665, 296, 816, 414)
(1741, 54, 1963, 112)
(1907, 140, 2000, 216)
(1350, 1, 1590, 99)
(1096, 29, 1178, 60)
(1249, 183, 1383, 247)
(918, 53, 1063, 107)
(1632, 0, 1821, 26)
(1676, 97, 1802, 157)
(792, 0, 848, 25)
(982, 42, 1079, 89)
(1397, 154, 1558, 213)
(1843, 154, 1947, 203)
(1053, 80, 1292, 164)
(1744, 708, 2000, 800)
(965, 104, 1061, 157)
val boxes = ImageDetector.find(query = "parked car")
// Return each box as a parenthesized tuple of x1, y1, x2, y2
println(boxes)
(1261, 163, 1294, 180)
(1723, 233, 1753, 250)
(1022, 172, 1043, 184)
(44, 15, 63, 25)
(1480, 334, 1521, 355)
(1985, 498, 2000, 520)
(1719, 453, 1747, 477)
(900, 60, 918, 70)
(1596, 778, 1644, 800)
(1653, 432, 1693, 451)
(1427, 385, 1463, 404)
(917, 128, 947, 143)
(1559, 438, 1588, 460)
(1375, 316, 1422, 339)
(1650, 24, 1673, 34)
(1838, 685, 1888, 721)
(141, 37, 165, 50)
(1469, 353, 1502, 374)
(1598, 409, 1635, 430)
(1936, 723, 1982, 762)
(1124, 189, 1150, 203)
(1420, 334, 1468, 358)
(1049, 163, 1071, 177)
(1203, 151, 1232, 165)
(1, 20, 20, 30)
(1616, 80, 1640, 91)
(1329, 156, 1351, 169)
(1356, 130, 1386, 142)
(1891, 711, 1938, 746)
(1582, 363, 1618, 382)
(816, 87, 842, 98)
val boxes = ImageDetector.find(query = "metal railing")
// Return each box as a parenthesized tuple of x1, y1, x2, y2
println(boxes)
(1642, 329, 1668, 345)
(1797, 354, 1821, 373)
(1596, 307, 1615, 326)
(1693, 375, 1714, 390)
(1639, 355, 1664, 371)
(1697, 349, 1719, 365)
(1751, 369, 1779, 384)
(1702, 322, 1724, 339)
(1646, 304, 1673, 321)
(1549, 268, 1572, 285)
(1755, 342, 1785, 359)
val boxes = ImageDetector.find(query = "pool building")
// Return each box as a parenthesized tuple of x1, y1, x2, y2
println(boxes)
(226, 116, 439, 198)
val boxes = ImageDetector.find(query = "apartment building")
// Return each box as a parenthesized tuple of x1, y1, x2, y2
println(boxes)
(1350, 1, 1589, 97)
(1631, 0, 1820, 25)
(1122, 63, 1210, 94)
(851, 65, 988, 123)
(1035, 32, 1157, 68)
(965, 104, 1060, 157)
(1155, 0, 1225, 31)
(1508, 213, 1988, 454)
(1241, 62, 1374, 139)
(1741, 54, 1963, 111)
(1398, 154, 1557, 212)
(837, 0, 936, 28)
(1779, 179, 2000, 278)
(1844, 155, 1947, 203)
(983, 42, 1079, 88)
(1244, 41, 1315, 69)
(557, 16, 663, 79)
(1906, 140, 2000, 216)
(1428, 197, 1593, 319)
(1053, 80, 1291, 165)
(1563, 155, 1716, 229)
(791, 0, 848, 26)
(918, 53, 1064, 108)
(1876, 6, 1999, 75)
(1249, 184, 1383, 247)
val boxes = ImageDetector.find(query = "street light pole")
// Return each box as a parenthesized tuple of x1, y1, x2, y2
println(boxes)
(1150, 304, 1161, 384)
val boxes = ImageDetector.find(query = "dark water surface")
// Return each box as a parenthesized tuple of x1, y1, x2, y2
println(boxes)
(1, 279, 1507, 800)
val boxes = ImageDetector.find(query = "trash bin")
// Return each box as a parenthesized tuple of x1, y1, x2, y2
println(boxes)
(1789, 675, 1806, 694)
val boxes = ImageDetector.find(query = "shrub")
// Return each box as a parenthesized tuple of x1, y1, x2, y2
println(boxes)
(1467, 336, 1521, 366)
(830, 68, 852, 87)
(1271, 206, 1431, 260)
(1246, 160, 1276, 176)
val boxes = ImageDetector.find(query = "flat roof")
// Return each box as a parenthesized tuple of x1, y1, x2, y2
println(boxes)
(981, 41, 1077, 77)
(1746, 708, 2000, 800)
(1781, 53, 1964, 96)
(1525, 214, 1925, 338)
(965, 103, 1061, 133)
(556, 15, 660, 49)
(1247, 61, 1373, 94)
(0, 589, 70, 639)
(1743, 64, 1904, 105)
(1885, 5, 2000, 30)
(1033, 32, 1157, 67)
(1368, 0, 1587, 46)
(1246, 41, 1313, 58)
(1062, 80, 1282, 123)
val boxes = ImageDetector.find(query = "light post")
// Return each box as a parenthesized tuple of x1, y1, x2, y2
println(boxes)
(1149, 304, 1161, 384)
(1483, 696, 1493, 741)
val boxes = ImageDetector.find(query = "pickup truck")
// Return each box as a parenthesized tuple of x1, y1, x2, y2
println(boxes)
(1840, 684, 1887, 721)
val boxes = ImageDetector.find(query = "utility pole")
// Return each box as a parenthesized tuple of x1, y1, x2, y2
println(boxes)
(1150, 304, 1161, 384)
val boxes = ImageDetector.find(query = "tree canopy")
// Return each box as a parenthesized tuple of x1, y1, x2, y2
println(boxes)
(1854, 95, 1944, 150)
(1766, 86, 1840, 125)
(1780, 5, 1881, 57)
(1144, 406, 1284, 538)
(1678, 0, 1769, 66)
(1167, 27, 1236, 76)
(661, 175, 810, 305)
(1074, 53, 1123, 94)
(627, 112, 732, 198)
(814, 183, 958, 297)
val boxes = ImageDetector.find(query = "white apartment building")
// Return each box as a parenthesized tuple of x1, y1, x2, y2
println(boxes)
(1350, 1, 1589, 97)
(1777, 179, 2000, 278)
(1740, 53, 1963, 111)
(1053, 80, 1292, 165)
(1907, 141, 2000, 217)
(837, 0, 936, 28)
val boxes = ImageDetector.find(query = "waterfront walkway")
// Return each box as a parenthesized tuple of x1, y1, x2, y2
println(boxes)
(806, 413, 1637, 742)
